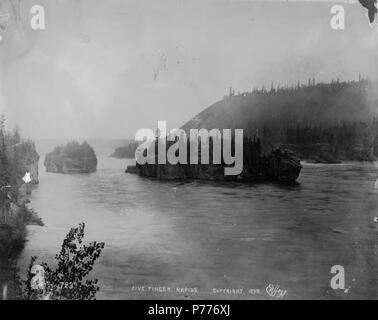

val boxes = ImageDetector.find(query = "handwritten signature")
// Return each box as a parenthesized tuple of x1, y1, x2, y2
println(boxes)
(266, 284, 287, 299)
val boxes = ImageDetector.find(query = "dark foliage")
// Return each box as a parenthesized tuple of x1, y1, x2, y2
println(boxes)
(0, 116, 43, 299)
(22, 223, 105, 300)
(183, 78, 378, 162)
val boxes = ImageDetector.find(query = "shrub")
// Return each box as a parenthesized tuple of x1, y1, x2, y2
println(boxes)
(22, 223, 105, 300)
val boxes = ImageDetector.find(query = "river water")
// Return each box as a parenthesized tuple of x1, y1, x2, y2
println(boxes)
(19, 148, 378, 299)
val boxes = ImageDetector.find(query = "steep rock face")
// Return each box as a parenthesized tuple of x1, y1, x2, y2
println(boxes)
(12, 142, 40, 184)
(126, 148, 301, 184)
(44, 141, 97, 174)
(0, 128, 44, 299)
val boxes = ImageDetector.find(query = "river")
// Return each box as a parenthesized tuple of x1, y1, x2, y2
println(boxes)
(18, 146, 378, 299)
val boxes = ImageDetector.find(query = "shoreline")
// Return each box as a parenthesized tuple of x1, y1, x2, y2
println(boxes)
(20, 155, 378, 300)
(0, 182, 43, 300)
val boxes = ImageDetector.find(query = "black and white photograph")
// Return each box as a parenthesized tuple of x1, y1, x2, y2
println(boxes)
(0, 0, 377, 304)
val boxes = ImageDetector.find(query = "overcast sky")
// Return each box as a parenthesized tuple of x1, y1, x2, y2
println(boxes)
(0, 0, 377, 139)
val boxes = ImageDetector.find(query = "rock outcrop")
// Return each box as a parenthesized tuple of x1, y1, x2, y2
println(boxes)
(261, 149, 302, 183)
(110, 141, 140, 159)
(44, 141, 97, 174)
(0, 131, 43, 299)
(12, 142, 40, 184)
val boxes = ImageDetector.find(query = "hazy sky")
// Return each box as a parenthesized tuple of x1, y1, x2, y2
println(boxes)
(0, 0, 377, 139)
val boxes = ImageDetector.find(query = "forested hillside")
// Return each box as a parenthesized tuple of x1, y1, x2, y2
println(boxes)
(182, 78, 378, 162)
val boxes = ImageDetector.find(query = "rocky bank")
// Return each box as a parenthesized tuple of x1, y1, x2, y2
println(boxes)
(0, 138, 43, 300)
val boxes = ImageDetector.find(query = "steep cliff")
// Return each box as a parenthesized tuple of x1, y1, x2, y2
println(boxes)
(0, 129, 43, 300)
(12, 142, 40, 185)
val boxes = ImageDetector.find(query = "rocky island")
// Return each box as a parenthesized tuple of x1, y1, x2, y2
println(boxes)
(110, 141, 140, 159)
(44, 141, 97, 174)
(126, 137, 302, 184)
